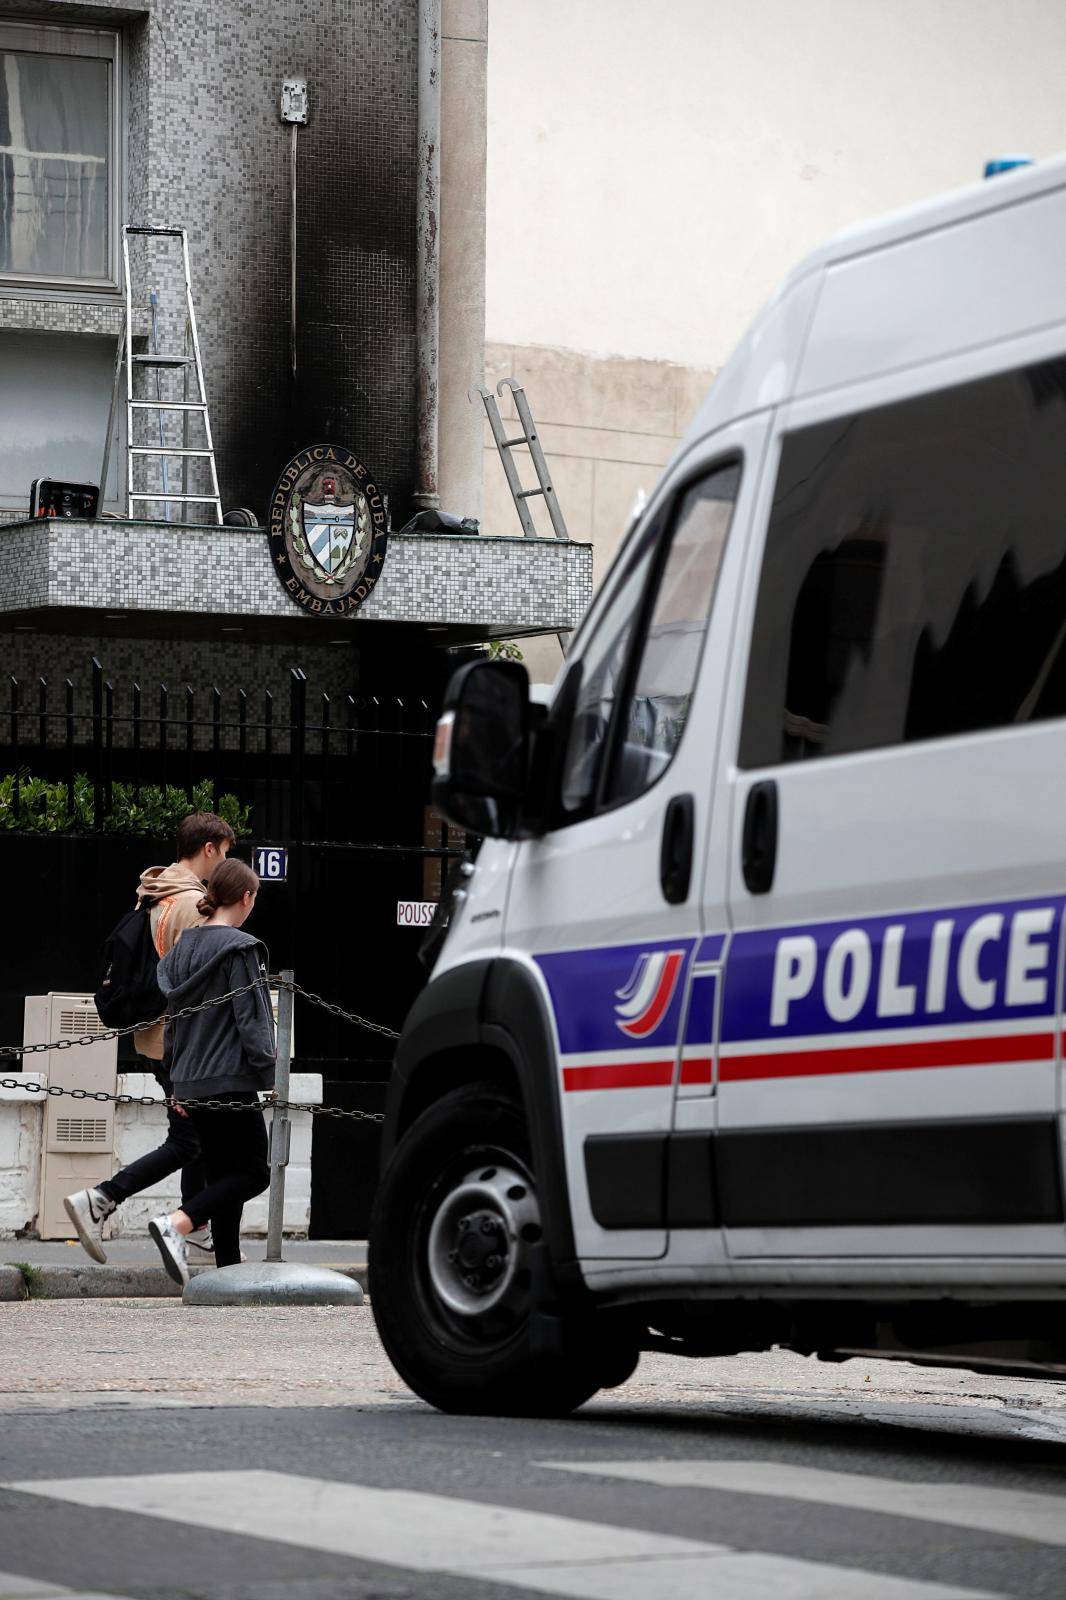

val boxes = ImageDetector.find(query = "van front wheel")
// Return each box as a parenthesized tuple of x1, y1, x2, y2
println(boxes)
(369, 1083, 634, 1415)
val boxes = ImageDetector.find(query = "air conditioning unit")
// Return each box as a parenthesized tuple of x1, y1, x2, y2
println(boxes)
(24, 993, 118, 1239)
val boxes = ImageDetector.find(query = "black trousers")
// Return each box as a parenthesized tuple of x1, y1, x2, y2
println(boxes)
(181, 1094, 270, 1268)
(99, 1070, 205, 1211)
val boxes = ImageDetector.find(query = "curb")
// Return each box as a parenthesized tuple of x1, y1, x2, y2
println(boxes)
(0, 1264, 28, 1301)
(1, 1262, 368, 1300)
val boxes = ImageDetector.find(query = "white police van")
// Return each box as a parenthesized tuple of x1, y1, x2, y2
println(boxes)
(369, 156, 1066, 1415)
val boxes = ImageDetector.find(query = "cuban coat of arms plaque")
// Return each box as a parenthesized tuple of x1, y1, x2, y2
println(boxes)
(268, 444, 388, 616)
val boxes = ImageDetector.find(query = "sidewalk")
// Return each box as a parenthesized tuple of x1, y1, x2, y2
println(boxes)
(0, 1238, 368, 1300)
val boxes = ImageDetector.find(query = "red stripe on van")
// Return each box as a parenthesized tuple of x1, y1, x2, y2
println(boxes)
(680, 1057, 713, 1085)
(617, 951, 685, 1038)
(563, 1060, 676, 1091)
(719, 1029, 1055, 1083)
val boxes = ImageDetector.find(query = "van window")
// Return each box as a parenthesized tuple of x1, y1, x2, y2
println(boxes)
(559, 461, 739, 816)
(606, 464, 740, 804)
(559, 523, 661, 815)
(739, 358, 1066, 767)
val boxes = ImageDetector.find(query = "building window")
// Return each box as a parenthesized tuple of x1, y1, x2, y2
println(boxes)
(0, 21, 119, 289)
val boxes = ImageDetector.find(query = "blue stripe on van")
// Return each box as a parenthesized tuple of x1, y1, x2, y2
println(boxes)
(721, 895, 1063, 1044)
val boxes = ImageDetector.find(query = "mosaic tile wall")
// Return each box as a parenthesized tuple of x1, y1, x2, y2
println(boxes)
(3, 628, 360, 750)
(0, 300, 126, 336)
(0, 520, 593, 631)
(5, 632, 358, 703)
(0, 0, 419, 520)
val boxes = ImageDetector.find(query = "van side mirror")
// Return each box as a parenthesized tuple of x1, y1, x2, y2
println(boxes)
(431, 659, 531, 838)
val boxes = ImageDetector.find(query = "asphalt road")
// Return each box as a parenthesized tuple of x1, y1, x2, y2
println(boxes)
(2, 1300, 1066, 1600)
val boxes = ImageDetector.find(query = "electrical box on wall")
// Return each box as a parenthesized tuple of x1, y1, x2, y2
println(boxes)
(281, 79, 309, 124)
(25, 993, 118, 1239)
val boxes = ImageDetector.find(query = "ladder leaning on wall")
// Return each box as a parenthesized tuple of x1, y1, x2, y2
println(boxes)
(100, 225, 223, 525)
(471, 378, 569, 540)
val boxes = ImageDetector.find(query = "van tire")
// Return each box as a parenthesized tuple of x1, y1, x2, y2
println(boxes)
(369, 1082, 634, 1416)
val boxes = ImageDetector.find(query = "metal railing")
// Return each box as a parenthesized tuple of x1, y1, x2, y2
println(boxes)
(3, 657, 464, 853)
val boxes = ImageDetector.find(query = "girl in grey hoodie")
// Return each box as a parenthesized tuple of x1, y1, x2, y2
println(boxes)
(148, 858, 276, 1285)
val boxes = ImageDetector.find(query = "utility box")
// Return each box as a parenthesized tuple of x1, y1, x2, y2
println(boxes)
(25, 994, 117, 1238)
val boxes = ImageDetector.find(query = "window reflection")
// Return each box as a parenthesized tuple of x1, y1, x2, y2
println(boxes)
(741, 359, 1066, 766)
(609, 466, 738, 803)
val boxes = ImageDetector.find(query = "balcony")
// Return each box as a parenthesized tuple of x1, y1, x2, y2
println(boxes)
(0, 518, 593, 645)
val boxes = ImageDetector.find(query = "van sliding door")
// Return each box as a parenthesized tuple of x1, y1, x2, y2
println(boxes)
(721, 350, 1066, 1261)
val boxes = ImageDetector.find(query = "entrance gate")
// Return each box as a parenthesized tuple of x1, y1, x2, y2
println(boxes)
(1, 659, 471, 1236)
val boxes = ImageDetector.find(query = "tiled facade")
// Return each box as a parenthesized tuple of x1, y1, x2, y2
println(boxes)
(0, 299, 128, 336)
(1, 0, 420, 520)
(0, 519, 591, 632)
(4, 630, 362, 741)
(0, 0, 591, 634)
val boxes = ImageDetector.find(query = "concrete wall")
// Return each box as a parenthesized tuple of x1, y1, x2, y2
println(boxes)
(486, 0, 1066, 371)
(0, 1072, 321, 1239)
(481, 340, 714, 681)
(0, 1076, 45, 1237)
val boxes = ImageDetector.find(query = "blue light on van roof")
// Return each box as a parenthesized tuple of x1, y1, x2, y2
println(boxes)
(984, 156, 1033, 178)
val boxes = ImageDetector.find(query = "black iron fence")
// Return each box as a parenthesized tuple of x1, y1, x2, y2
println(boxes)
(4, 657, 463, 858)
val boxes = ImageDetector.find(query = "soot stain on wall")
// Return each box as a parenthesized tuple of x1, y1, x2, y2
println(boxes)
(129, 0, 418, 522)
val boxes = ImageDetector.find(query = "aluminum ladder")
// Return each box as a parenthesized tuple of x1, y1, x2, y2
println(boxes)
(101, 225, 222, 524)
(471, 378, 569, 539)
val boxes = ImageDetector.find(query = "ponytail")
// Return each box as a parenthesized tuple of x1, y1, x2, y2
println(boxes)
(197, 858, 259, 917)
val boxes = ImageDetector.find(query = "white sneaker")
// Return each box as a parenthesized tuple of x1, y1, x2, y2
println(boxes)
(63, 1187, 116, 1264)
(148, 1214, 190, 1288)
(186, 1224, 249, 1264)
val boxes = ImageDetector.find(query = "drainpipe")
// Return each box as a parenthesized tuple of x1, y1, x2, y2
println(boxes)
(414, 0, 441, 510)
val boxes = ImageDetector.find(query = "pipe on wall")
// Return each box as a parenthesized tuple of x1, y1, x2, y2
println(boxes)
(414, 0, 442, 510)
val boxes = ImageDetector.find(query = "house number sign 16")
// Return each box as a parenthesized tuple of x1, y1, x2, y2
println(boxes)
(254, 846, 288, 882)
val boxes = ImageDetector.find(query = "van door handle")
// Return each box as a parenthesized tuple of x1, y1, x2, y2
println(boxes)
(742, 779, 778, 894)
(660, 793, 694, 904)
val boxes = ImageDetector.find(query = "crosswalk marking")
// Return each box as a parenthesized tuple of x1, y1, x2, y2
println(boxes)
(4, 1470, 995, 1600)
(0, 1577, 68, 1600)
(0, 1574, 136, 1600)
(5, 1471, 712, 1570)
(542, 1460, 1066, 1548)
(469, 1555, 991, 1600)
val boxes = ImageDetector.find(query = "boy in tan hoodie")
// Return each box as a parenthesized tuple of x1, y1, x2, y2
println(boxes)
(64, 812, 236, 1263)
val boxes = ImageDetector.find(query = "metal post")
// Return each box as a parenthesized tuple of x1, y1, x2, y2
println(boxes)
(413, 0, 441, 510)
(91, 656, 104, 831)
(64, 679, 74, 821)
(10, 675, 19, 821)
(265, 969, 294, 1262)
(290, 122, 299, 383)
(100, 310, 125, 510)
(289, 667, 306, 840)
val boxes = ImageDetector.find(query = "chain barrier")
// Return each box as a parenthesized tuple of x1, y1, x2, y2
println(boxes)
(1, 977, 269, 1058)
(288, 981, 400, 1043)
(0, 976, 396, 1124)
(0, 1077, 384, 1123)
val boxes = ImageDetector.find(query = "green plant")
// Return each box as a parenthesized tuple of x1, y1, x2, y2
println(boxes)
(0, 771, 251, 837)
(488, 639, 525, 663)
(10, 1262, 39, 1297)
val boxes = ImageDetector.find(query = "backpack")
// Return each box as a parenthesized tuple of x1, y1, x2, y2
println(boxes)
(94, 902, 167, 1029)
